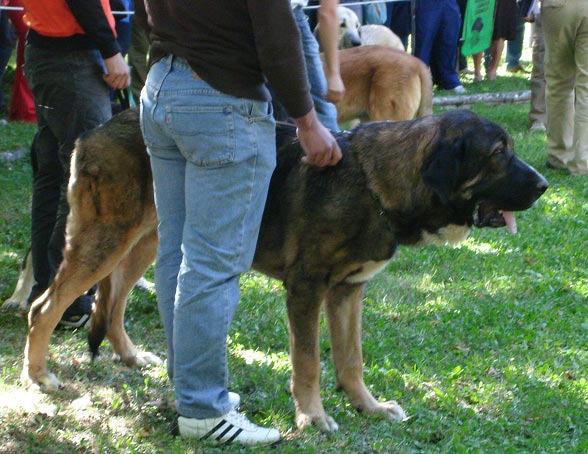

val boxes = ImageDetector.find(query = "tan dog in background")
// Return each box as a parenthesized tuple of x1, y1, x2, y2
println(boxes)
(333, 45, 433, 124)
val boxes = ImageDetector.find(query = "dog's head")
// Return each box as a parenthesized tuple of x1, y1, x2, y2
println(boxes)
(420, 110, 548, 233)
(337, 6, 362, 48)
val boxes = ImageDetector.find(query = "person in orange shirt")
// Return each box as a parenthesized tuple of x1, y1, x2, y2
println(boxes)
(22, 0, 130, 327)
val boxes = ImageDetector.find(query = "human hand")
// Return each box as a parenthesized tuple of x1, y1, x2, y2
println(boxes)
(103, 53, 130, 89)
(295, 110, 342, 167)
(324, 74, 345, 105)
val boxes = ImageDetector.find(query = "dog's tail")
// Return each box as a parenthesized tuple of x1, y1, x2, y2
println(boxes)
(417, 64, 434, 118)
(88, 281, 110, 359)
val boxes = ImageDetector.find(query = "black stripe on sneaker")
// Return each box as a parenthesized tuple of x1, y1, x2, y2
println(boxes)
(216, 423, 236, 441)
(200, 420, 227, 441)
(224, 428, 243, 444)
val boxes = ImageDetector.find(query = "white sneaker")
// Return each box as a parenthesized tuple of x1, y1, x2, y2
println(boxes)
(178, 409, 280, 445)
(452, 85, 466, 94)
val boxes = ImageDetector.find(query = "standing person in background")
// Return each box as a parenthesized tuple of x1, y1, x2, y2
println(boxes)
(526, 3, 545, 132)
(542, 0, 588, 175)
(293, 0, 343, 132)
(385, 1, 411, 49)
(128, 0, 149, 105)
(22, 0, 130, 327)
(414, 0, 466, 93)
(486, 0, 518, 80)
(141, 0, 341, 445)
(505, 8, 526, 73)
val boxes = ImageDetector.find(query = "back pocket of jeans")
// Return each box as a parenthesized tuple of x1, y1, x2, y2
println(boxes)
(167, 105, 235, 167)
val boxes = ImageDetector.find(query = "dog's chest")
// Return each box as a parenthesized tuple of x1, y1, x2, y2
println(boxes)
(416, 224, 471, 247)
(345, 260, 391, 284)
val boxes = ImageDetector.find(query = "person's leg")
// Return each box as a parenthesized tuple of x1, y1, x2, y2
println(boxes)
(414, 3, 441, 66)
(543, 2, 576, 170)
(569, 0, 588, 175)
(293, 7, 339, 131)
(24, 45, 65, 303)
(487, 38, 505, 80)
(142, 56, 276, 419)
(473, 51, 483, 82)
(529, 14, 546, 129)
(430, 2, 462, 90)
(506, 13, 525, 71)
(28, 127, 62, 303)
(140, 56, 183, 381)
(46, 50, 111, 276)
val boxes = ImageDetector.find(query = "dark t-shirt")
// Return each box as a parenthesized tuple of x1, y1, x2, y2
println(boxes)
(145, 0, 314, 119)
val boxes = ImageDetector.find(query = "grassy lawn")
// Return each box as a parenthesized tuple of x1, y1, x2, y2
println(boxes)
(2, 53, 588, 453)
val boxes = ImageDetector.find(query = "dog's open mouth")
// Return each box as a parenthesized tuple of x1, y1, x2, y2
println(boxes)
(474, 202, 517, 234)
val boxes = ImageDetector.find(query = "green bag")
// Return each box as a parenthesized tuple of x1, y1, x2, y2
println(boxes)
(461, 0, 496, 56)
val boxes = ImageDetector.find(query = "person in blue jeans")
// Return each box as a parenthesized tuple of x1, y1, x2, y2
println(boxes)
(141, 0, 341, 445)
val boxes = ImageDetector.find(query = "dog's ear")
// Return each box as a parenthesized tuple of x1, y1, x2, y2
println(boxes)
(421, 137, 463, 204)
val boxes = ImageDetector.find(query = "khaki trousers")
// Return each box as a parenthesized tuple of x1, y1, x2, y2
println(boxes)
(543, 0, 588, 175)
(529, 14, 546, 127)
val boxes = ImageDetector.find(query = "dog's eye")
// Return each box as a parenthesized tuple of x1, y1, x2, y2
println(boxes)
(492, 146, 505, 156)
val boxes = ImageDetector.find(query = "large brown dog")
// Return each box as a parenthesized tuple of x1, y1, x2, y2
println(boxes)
(21, 108, 547, 432)
(334, 46, 433, 124)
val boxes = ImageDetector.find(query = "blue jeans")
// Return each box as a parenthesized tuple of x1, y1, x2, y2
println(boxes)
(293, 6, 339, 131)
(414, 0, 462, 90)
(140, 55, 276, 419)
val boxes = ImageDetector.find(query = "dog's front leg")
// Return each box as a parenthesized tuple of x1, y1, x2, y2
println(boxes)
(286, 278, 338, 432)
(325, 282, 406, 422)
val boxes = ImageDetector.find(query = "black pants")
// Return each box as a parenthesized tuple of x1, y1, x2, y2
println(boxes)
(24, 44, 112, 301)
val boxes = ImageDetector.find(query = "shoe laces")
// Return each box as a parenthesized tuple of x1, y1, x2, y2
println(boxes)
(226, 409, 259, 431)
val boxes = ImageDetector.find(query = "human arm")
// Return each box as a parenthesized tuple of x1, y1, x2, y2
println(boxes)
(249, 0, 341, 166)
(66, 0, 130, 89)
(318, 0, 345, 104)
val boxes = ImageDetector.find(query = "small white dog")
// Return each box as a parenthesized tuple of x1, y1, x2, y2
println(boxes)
(314, 6, 405, 51)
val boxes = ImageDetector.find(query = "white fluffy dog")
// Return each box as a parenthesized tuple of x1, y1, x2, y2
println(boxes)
(314, 6, 405, 51)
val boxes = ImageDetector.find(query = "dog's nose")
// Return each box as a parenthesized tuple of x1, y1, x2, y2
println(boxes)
(536, 175, 548, 196)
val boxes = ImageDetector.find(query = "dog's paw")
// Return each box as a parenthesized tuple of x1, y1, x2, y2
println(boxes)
(296, 412, 339, 433)
(21, 369, 62, 393)
(134, 351, 163, 366)
(376, 400, 407, 422)
(117, 351, 162, 368)
(1, 298, 27, 313)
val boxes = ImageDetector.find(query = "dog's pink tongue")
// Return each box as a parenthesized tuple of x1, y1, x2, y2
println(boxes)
(503, 211, 517, 234)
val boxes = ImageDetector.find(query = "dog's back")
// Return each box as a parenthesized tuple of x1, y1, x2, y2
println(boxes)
(336, 46, 433, 124)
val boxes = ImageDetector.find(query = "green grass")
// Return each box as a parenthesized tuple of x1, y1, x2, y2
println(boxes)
(2, 54, 588, 453)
